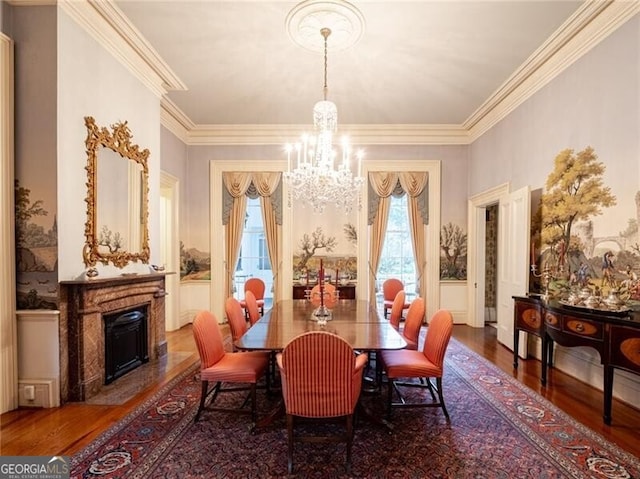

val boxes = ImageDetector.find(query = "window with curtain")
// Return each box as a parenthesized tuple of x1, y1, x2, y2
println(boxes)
(234, 196, 273, 300)
(378, 194, 416, 294)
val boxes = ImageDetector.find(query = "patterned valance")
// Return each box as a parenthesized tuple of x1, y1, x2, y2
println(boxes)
(222, 172, 283, 225)
(367, 172, 429, 225)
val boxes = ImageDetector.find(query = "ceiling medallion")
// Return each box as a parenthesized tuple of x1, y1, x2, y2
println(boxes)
(285, 0, 365, 53)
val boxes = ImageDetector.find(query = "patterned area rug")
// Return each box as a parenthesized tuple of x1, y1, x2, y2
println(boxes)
(71, 338, 639, 478)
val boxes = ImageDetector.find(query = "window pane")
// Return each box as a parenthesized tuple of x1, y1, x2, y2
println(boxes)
(378, 194, 416, 294)
(234, 197, 273, 302)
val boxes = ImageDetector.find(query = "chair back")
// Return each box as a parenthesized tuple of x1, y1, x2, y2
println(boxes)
(423, 309, 454, 369)
(388, 290, 406, 330)
(309, 283, 338, 308)
(244, 290, 260, 325)
(280, 331, 361, 418)
(244, 278, 266, 301)
(225, 297, 248, 342)
(402, 297, 425, 350)
(192, 310, 225, 369)
(382, 278, 404, 301)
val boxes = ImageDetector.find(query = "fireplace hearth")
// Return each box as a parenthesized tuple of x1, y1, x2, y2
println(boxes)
(60, 273, 168, 402)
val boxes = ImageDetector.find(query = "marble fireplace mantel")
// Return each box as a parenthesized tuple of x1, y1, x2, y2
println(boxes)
(59, 273, 168, 402)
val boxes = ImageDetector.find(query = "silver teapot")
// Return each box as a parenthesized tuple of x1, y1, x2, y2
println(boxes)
(603, 288, 627, 309)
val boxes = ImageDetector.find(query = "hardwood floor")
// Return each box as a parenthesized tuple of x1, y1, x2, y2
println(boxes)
(1, 323, 639, 458)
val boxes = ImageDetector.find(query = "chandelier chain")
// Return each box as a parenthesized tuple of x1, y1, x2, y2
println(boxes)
(321, 27, 331, 101)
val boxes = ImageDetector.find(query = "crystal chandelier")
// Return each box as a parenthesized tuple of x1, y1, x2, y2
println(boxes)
(284, 27, 364, 214)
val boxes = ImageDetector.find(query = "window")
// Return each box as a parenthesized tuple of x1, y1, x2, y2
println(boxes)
(258, 237, 269, 270)
(234, 197, 273, 302)
(377, 194, 416, 295)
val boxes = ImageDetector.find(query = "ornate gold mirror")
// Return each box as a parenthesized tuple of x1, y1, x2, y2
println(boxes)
(83, 116, 150, 269)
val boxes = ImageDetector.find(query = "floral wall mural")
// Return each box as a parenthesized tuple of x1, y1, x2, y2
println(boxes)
(532, 146, 640, 303)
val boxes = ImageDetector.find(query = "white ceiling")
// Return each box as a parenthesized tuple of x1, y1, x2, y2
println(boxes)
(113, 0, 586, 130)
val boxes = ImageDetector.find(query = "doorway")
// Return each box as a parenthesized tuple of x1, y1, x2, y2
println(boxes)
(484, 204, 498, 325)
(467, 183, 509, 329)
(160, 172, 181, 331)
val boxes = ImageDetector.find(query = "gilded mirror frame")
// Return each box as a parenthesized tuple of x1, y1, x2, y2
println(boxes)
(83, 116, 150, 269)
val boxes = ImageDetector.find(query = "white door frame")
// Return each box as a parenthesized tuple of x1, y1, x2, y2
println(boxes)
(0, 32, 18, 413)
(160, 171, 181, 331)
(467, 183, 509, 328)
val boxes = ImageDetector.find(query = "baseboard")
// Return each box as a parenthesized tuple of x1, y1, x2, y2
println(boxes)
(18, 379, 59, 408)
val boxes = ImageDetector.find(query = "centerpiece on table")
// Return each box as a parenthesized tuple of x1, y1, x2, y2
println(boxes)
(310, 260, 338, 324)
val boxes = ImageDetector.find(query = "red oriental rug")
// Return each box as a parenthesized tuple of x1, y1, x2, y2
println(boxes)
(70, 338, 639, 478)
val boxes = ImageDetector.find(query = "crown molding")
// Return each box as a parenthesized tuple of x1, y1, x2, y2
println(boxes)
(466, 0, 640, 142)
(58, 0, 185, 99)
(180, 122, 470, 146)
(160, 98, 193, 143)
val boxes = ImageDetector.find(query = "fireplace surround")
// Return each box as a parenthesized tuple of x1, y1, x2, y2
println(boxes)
(59, 273, 168, 402)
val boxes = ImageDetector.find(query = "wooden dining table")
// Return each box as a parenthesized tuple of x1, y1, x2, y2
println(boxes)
(234, 299, 407, 352)
(234, 299, 407, 429)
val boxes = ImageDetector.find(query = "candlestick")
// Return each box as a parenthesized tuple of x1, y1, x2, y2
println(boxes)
(531, 242, 535, 266)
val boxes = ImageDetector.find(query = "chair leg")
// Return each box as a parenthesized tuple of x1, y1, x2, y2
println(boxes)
(250, 384, 257, 423)
(422, 377, 437, 400)
(436, 377, 450, 420)
(195, 380, 221, 422)
(195, 381, 208, 422)
(287, 414, 294, 474)
(345, 414, 353, 474)
(387, 378, 394, 420)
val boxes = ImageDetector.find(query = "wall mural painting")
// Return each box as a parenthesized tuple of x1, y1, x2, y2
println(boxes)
(15, 180, 58, 309)
(440, 222, 467, 280)
(179, 241, 210, 281)
(293, 224, 357, 284)
(531, 146, 640, 305)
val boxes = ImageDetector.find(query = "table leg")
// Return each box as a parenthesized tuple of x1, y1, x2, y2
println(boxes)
(253, 401, 285, 430)
(541, 335, 549, 386)
(603, 365, 614, 425)
(513, 328, 520, 369)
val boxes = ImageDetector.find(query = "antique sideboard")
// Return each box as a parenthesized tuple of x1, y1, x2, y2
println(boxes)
(292, 283, 356, 300)
(513, 295, 640, 424)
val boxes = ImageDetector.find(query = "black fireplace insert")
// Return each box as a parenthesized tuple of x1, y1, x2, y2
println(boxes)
(104, 306, 149, 384)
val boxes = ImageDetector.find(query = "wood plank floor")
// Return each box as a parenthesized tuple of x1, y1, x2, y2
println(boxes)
(1, 323, 639, 458)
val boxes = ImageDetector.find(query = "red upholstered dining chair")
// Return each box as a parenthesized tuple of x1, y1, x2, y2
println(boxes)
(191, 310, 269, 423)
(379, 309, 454, 421)
(276, 331, 368, 474)
(400, 297, 425, 351)
(239, 277, 266, 317)
(244, 290, 261, 326)
(225, 297, 249, 349)
(382, 278, 410, 318)
(388, 290, 407, 331)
